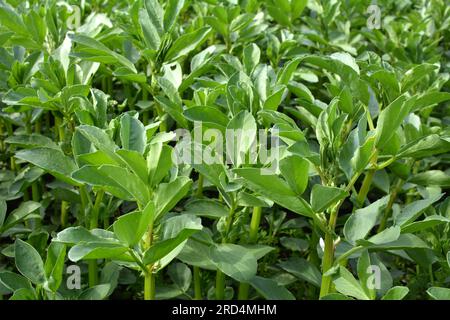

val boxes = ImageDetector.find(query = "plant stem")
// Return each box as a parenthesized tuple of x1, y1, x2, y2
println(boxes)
(196, 174, 204, 197)
(355, 169, 375, 208)
(144, 214, 155, 300)
(215, 270, 226, 300)
(215, 204, 236, 300)
(60, 201, 68, 228)
(319, 203, 340, 298)
(378, 179, 403, 232)
(90, 190, 104, 229)
(193, 266, 202, 300)
(238, 206, 262, 300)
(144, 272, 155, 300)
(355, 151, 379, 208)
(88, 190, 104, 288)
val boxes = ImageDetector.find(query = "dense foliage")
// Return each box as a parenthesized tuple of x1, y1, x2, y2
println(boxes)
(0, 0, 450, 300)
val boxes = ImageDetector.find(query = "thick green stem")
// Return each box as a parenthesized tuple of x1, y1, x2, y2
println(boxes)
(238, 207, 262, 300)
(88, 190, 104, 288)
(215, 204, 236, 300)
(319, 204, 340, 298)
(193, 266, 202, 300)
(355, 169, 375, 208)
(196, 174, 204, 197)
(60, 201, 68, 228)
(144, 215, 155, 300)
(215, 270, 226, 300)
(88, 261, 98, 288)
(378, 179, 403, 232)
(90, 190, 104, 229)
(144, 272, 155, 300)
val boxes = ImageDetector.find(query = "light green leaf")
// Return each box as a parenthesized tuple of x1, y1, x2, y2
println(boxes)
(310, 185, 348, 213)
(249, 276, 295, 300)
(164, 27, 211, 62)
(382, 286, 409, 300)
(15, 147, 79, 186)
(15, 239, 46, 285)
(427, 287, 450, 300)
(209, 243, 257, 282)
(120, 113, 146, 154)
(234, 168, 314, 217)
(333, 266, 370, 300)
(113, 202, 155, 247)
(344, 196, 389, 244)
(143, 228, 198, 265)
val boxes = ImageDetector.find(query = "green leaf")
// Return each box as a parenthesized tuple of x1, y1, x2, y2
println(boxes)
(120, 113, 146, 154)
(401, 64, 438, 92)
(154, 176, 192, 219)
(76, 125, 119, 162)
(73, 165, 150, 206)
(72, 165, 132, 201)
(401, 215, 450, 234)
(409, 170, 450, 187)
(164, 0, 185, 32)
(375, 94, 410, 149)
(69, 34, 137, 73)
(147, 143, 173, 188)
(0, 200, 5, 228)
(2, 201, 41, 232)
(184, 199, 228, 219)
(0, 271, 32, 292)
(333, 266, 370, 300)
(15, 147, 79, 186)
(116, 149, 149, 183)
(226, 110, 257, 166)
(397, 134, 450, 159)
(291, 0, 308, 19)
(5, 134, 59, 149)
(310, 185, 348, 213)
(343, 196, 389, 244)
(9, 288, 37, 300)
(361, 234, 429, 250)
(248, 276, 295, 300)
(113, 202, 155, 247)
(15, 239, 46, 285)
(68, 242, 128, 262)
(278, 257, 322, 287)
(184, 106, 229, 127)
(234, 168, 314, 217)
(357, 250, 376, 300)
(139, 8, 161, 50)
(365, 226, 400, 245)
(209, 243, 257, 282)
(330, 52, 360, 75)
(395, 193, 444, 226)
(164, 27, 211, 62)
(155, 96, 189, 128)
(277, 57, 302, 85)
(143, 228, 199, 265)
(427, 287, 450, 300)
(243, 43, 260, 74)
(54, 226, 109, 244)
(78, 284, 111, 300)
(382, 286, 409, 300)
(44, 242, 66, 292)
